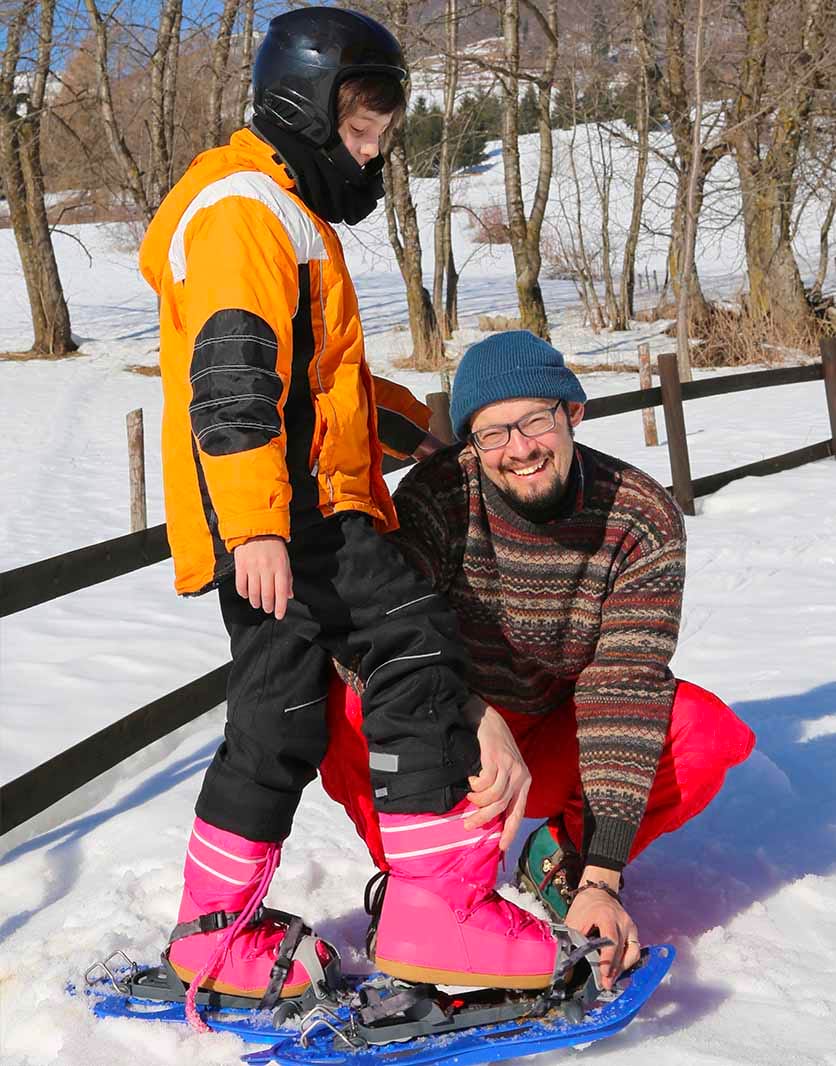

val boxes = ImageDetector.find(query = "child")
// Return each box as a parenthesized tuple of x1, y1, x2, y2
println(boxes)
(139, 6, 557, 1025)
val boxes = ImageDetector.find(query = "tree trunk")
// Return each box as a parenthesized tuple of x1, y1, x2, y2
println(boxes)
(208, 0, 240, 148)
(616, 0, 652, 331)
(383, 0, 443, 369)
(84, 0, 152, 222)
(593, 126, 619, 329)
(675, 0, 707, 383)
(384, 137, 443, 369)
(445, 244, 459, 332)
(737, 152, 814, 327)
(810, 189, 836, 300)
(234, 0, 255, 130)
(0, 0, 76, 355)
(656, 0, 718, 327)
(432, 0, 458, 338)
(149, 0, 183, 211)
(561, 88, 607, 331)
(666, 162, 712, 323)
(726, 0, 825, 332)
(500, 0, 557, 340)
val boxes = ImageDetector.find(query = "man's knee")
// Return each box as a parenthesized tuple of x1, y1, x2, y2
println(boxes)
(669, 680, 756, 771)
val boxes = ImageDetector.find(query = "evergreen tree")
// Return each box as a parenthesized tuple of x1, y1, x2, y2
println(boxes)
(519, 85, 539, 135)
(405, 96, 444, 177)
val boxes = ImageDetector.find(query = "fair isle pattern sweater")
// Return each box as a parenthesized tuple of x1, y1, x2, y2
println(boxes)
(390, 441, 686, 868)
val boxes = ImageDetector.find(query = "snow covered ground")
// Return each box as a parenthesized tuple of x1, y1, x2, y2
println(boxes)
(2, 130, 836, 1064)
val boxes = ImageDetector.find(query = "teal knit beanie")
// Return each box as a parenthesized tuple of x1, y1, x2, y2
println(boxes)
(450, 331, 587, 440)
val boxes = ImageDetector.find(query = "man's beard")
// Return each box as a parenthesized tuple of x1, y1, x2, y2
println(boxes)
(494, 466, 572, 523)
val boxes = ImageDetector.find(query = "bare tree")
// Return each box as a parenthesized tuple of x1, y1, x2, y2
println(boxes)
(499, 0, 559, 339)
(208, 0, 240, 148)
(590, 121, 619, 328)
(0, 0, 76, 355)
(615, 0, 653, 330)
(432, 0, 459, 337)
(233, 0, 256, 129)
(384, 131, 444, 369)
(796, 98, 836, 303)
(83, 0, 183, 222)
(726, 0, 830, 331)
(675, 0, 707, 381)
(380, 0, 444, 368)
(552, 76, 608, 331)
(810, 188, 836, 300)
(150, 0, 182, 208)
(656, 0, 728, 327)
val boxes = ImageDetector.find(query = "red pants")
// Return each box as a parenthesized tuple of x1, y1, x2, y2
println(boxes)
(319, 679, 756, 871)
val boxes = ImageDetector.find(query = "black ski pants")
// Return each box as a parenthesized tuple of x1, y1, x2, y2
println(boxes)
(196, 512, 480, 843)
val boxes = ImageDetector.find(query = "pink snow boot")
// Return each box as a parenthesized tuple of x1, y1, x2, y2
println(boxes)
(370, 800, 557, 989)
(167, 818, 335, 1029)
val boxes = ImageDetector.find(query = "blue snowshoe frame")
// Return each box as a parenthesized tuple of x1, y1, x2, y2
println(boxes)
(85, 945, 674, 1064)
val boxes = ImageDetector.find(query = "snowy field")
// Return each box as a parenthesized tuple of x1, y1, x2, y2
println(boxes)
(2, 130, 836, 1065)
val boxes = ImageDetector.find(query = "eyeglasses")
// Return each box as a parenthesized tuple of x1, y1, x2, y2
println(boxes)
(470, 401, 564, 451)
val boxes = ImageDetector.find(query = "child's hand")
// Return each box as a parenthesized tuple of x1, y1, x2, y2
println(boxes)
(233, 535, 294, 619)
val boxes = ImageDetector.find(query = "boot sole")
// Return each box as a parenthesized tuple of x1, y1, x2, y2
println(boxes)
(170, 961, 311, 999)
(374, 956, 553, 990)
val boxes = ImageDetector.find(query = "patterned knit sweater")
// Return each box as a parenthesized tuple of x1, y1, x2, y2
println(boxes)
(390, 441, 686, 868)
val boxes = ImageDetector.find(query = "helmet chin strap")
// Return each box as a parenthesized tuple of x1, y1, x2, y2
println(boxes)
(252, 114, 386, 226)
(323, 139, 385, 188)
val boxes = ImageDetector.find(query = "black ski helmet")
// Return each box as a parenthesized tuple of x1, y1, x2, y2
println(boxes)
(252, 7, 407, 149)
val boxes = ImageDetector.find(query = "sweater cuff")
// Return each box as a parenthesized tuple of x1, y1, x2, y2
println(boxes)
(584, 815, 636, 870)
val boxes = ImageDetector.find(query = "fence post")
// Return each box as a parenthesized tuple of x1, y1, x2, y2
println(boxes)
(821, 337, 836, 459)
(126, 409, 147, 532)
(638, 343, 659, 447)
(426, 390, 455, 444)
(658, 353, 695, 515)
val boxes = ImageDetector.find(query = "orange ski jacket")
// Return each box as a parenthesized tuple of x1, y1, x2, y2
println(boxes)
(139, 128, 429, 595)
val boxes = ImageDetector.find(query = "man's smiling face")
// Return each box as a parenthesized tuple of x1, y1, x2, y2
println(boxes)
(469, 397, 585, 519)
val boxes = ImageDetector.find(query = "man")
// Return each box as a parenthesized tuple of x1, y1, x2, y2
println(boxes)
(322, 330, 755, 991)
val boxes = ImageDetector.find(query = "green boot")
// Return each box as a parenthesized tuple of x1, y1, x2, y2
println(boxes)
(516, 820, 582, 921)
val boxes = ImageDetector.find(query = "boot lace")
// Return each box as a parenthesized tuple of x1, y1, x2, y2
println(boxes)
(184, 843, 280, 1032)
(460, 884, 551, 939)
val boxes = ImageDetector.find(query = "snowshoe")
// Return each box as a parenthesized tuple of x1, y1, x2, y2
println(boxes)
(82, 923, 675, 1063)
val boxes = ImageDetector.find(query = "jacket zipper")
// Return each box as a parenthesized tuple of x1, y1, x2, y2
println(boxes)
(314, 263, 334, 505)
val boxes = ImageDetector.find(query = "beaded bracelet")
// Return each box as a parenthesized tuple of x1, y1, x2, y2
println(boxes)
(573, 879, 622, 904)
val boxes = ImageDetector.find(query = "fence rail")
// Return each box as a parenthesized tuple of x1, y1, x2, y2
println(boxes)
(2, 345, 834, 836)
(1, 666, 230, 835)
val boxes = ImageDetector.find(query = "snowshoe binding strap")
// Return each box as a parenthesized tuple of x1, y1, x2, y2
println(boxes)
(550, 924, 612, 994)
(166, 904, 267, 944)
(363, 870, 389, 959)
(260, 908, 343, 1008)
(351, 982, 555, 1045)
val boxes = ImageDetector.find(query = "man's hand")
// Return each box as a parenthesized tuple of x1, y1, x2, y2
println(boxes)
(233, 535, 293, 619)
(565, 866, 640, 991)
(463, 699, 531, 851)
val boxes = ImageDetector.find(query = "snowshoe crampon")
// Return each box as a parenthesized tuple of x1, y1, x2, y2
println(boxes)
(82, 927, 675, 1064)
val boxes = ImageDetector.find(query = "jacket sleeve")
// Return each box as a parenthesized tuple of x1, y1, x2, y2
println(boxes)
(181, 196, 299, 546)
(372, 376, 432, 460)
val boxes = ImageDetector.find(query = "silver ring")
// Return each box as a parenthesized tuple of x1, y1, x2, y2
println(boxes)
(626, 938, 640, 945)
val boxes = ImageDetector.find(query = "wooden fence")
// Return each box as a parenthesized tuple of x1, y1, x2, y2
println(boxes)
(2, 341, 835, 836)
